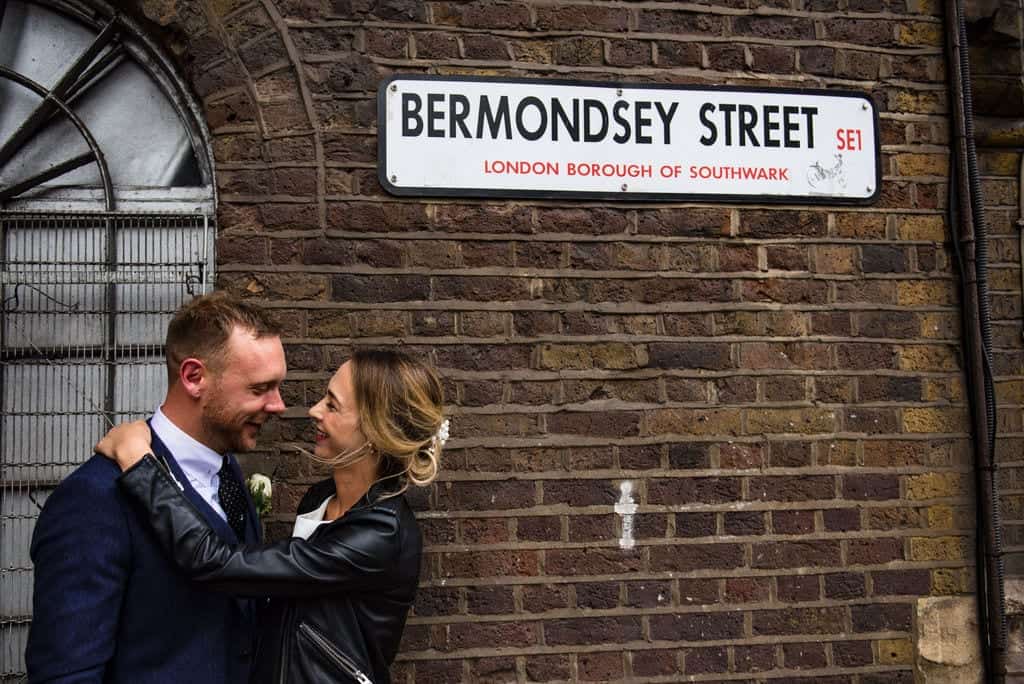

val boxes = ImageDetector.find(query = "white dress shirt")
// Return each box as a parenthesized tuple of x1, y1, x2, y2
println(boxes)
(150, 407, 228, 521)
(291, 496, 334, 540)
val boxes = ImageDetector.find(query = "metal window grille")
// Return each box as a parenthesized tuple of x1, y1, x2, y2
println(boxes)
(0, 210, 213, 679)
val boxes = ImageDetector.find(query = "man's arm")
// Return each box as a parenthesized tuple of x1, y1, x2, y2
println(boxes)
(26, 462, 131, 683)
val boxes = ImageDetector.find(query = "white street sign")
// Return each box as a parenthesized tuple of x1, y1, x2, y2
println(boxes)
(378, 76, 880, 204)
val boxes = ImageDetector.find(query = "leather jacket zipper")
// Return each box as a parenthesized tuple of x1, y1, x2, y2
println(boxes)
(298, 622, 373, 684)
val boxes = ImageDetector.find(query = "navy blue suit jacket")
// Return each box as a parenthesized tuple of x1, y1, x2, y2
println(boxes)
(26, 425, 261, 683)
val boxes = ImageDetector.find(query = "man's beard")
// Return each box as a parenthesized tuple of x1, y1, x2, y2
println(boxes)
(201, 390, 258, 453)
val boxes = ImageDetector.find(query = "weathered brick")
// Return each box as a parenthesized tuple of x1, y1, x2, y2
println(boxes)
(468, 656, 517, 681)
(649, 477, 741, 504)
(465, 586, 515, 615)
(544, 479, 618, 506)
(632, 649, 680, 677)
(826, 572, 866, 599)
(522, 584, 570, 613)
(516, 516, 561, 542)
(675, 512, 717, 537)
(733, 15, 815, 39)
(647, 408, 742, 436)
(825, 18, 895, 46)
(725, 511, 765, 536)
(553, 36, 605, 65)
(834, 640, 874, 667)
(331, 274, 429, 302)
(752, 541, 841, 568)
(685, 646, 729, 673)
(539, 343, 645, 370)
(707, 43, 747, 70)
(441, 549, 540, 577)
(651, 543, 745, 571)
(638, 10, 728, 34)
(749, 475, 835, 501)
(772, 510, 815, 534)
(851, 603, 913, 632)
(735, 644, 777, 672)
(544, 616, 642, 645)
(784, 642, 828, 669)
(608, 39, 652, 66)
(725, 576, 771, 603)
(575, 581, 620, 610)
(848, 537, 904, 565)
(770, 441, 812, 467)
(579, 652, 623, 681)
(440, 480, 535, 510)
(412, 658, 462, 681)
(910, 535, 968, 561)
(649, 612, 744, 641)
(626, 580, 673, 608)
(777, 575, 820, 602)
(546, 548, 643, 575)
(444, 621, 538, 650)
(433, 1, 531, 29)
(801, 46, 835, 74)
(752, 607, 845, 635)
(906, 472, 967, 499)
(751, 45, 796, 73)
(657, 41, 702, 67)
(637, 208, 730, 237)
(843, 474, 901, 500)
(460, 518, 507, 544)
(872, 569, 931, 595)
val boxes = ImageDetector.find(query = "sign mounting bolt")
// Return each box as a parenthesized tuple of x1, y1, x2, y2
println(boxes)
(621, 183, 628, 191)
(617, 88, 623, 96)
(390, 84, 397, 92)
(862, 103, 867, 110)
(391, 174, 397, 182)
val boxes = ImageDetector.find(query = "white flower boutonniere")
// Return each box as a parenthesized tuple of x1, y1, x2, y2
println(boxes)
(247, 473, 272, 517)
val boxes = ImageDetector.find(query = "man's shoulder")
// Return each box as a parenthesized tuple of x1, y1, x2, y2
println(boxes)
(32, 455, 130, 556)
(58, 453, 123, 490)
(43, 454, 125, 514)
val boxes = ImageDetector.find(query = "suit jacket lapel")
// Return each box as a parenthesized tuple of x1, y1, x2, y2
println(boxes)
(148, 421, 239, 544)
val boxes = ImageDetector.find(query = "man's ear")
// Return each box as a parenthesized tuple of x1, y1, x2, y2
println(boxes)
(179, 358, 207, 399)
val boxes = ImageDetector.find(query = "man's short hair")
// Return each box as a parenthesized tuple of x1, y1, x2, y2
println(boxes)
(165, 291, 282, 382)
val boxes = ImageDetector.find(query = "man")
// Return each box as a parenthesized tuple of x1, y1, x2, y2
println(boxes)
(26, 292, 287, 683)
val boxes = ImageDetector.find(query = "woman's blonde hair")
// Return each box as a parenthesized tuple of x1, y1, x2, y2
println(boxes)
(313, 349, 444, 491)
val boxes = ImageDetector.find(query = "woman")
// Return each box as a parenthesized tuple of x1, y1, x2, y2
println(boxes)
(96, 349, 445, 684)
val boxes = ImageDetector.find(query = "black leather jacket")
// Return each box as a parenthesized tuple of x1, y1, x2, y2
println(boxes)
(119, 456, 422, 684)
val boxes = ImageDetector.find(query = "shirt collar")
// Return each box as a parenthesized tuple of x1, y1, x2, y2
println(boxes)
(150, 406, 224, 484)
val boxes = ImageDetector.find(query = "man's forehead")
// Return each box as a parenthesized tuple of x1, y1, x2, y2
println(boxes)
(222, 328, 285, 371)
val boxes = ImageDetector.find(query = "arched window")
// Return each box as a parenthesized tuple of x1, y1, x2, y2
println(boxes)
(0, 2, 216, 676)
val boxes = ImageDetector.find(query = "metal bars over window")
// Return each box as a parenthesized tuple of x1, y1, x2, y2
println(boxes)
(0, 210, 213, 678)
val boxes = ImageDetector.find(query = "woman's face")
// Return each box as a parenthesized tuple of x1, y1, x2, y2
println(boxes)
(308, 361, 367, 461)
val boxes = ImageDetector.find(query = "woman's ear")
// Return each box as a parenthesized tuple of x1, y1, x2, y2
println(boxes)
(179, 358, 206, 399)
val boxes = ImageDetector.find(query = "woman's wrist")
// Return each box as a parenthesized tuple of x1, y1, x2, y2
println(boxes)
(115, 441, 151, 471)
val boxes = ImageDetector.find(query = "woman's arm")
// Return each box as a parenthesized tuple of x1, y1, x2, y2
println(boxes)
(117, 456, 401, 598)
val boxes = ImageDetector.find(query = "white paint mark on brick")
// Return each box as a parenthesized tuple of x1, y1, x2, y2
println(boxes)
(615, 480, 638, 550)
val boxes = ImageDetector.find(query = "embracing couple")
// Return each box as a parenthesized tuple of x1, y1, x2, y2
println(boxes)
(26, 292, 446, 684)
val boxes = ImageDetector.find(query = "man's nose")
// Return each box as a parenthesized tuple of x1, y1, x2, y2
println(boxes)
(266, 388, 286, 414)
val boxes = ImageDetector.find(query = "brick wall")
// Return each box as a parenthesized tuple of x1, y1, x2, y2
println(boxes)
(134, 0, 1024, 681)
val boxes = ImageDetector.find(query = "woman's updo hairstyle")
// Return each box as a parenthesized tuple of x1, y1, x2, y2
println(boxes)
(349, 349, 445, 489)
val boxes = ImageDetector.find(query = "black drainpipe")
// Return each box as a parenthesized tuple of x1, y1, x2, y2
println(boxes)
(944, 0, 1006, 680)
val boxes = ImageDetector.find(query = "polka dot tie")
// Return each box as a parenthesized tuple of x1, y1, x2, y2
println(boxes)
(218, 456, 247, 541)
